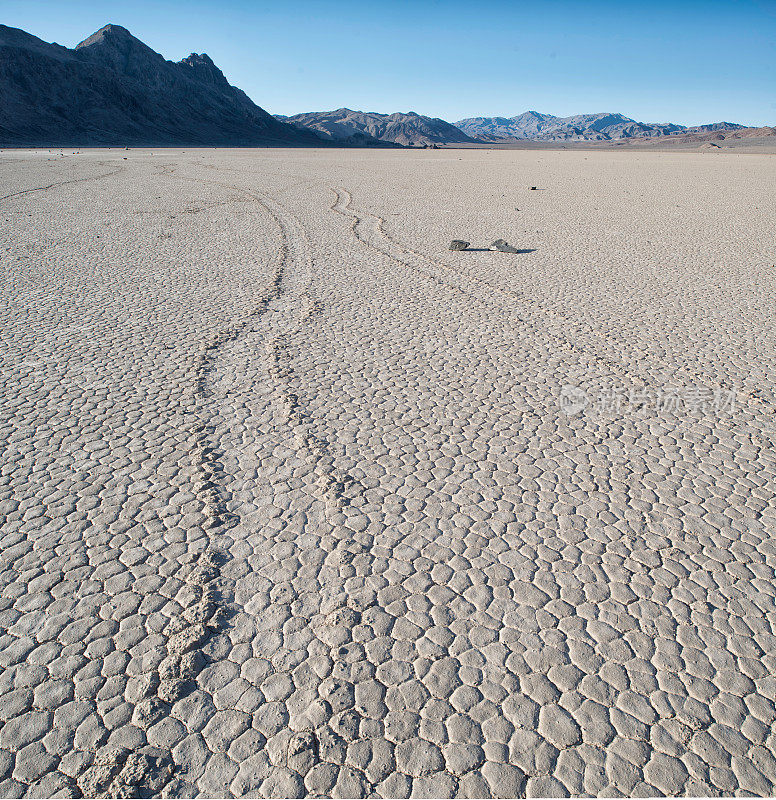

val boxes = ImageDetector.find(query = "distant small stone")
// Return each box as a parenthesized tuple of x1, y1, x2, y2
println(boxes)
(529, 186, 538, 190)
(449, 240, 469, 251)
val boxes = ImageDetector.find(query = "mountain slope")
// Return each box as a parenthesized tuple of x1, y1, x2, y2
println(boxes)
(281, 108, 476, 146)
(681, 122, 748, 134)
(455, 111, 745, 141)
(633, 125, 776, 148)
(0, 23, 320, 146)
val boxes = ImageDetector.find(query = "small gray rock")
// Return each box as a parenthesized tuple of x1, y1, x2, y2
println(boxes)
(449, 240, 469, 251)
(490, 239, 520, 253)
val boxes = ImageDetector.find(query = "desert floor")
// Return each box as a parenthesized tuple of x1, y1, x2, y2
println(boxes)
(0, 147, 774, 798)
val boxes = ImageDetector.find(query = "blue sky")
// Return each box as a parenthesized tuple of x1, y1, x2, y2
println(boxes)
(4, 0, 775, 126)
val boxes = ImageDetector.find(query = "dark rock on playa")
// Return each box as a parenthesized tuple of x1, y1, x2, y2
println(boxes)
(450, 240, 470, 251)
(490, 239, 520, 253)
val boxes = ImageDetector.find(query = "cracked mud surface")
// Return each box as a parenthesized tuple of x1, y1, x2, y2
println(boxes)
(0, 147, 774, 797)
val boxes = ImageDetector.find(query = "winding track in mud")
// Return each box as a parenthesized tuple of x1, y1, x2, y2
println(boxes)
(328, 185, 774, 546)
(332, 188, 773, 410)
(0, 165, 127, 203)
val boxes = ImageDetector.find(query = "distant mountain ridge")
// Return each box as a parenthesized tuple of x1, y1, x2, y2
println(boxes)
(279, 108, 476, 146)
(455, 111, 747, 141)
(0, 23, 762, 148)
(0, 23, 320, 146)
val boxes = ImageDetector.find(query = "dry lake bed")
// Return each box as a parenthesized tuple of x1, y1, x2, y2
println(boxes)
(0, 147, 775, 798)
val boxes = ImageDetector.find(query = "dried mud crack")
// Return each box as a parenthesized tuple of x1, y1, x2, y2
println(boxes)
(1, 150, 775, 799)
(331, 186, 773, 419)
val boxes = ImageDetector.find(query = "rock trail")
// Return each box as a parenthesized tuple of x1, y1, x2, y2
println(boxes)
(0, 163, 126, 203)
(333, 187, 771, 416)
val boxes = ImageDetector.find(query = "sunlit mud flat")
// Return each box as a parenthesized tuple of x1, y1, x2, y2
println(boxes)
(1, 147, 774, 797)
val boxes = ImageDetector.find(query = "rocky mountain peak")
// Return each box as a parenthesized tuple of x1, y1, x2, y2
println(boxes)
(76, 23, 142, 49)
(456, 110, 706, 141)
(0, 22, 321, 146)
(279, 107, 476, 146)
(74, 23, 165, 78)
(179, 52, 229, 87)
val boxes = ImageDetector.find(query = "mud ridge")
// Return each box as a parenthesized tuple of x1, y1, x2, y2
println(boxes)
(74, 169, 299, 798)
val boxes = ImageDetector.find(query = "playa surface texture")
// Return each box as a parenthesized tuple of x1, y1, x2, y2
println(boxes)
(0, 147, 774, 798)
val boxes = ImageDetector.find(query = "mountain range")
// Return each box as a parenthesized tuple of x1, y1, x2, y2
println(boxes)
(0, 23, 319, 146)
(454, 111, 747, 141)
(278, 108, 476, 146)
(0, 23, 767, 149)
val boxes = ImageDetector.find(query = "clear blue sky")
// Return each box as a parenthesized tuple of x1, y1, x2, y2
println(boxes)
(4, 0, 775, 126)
